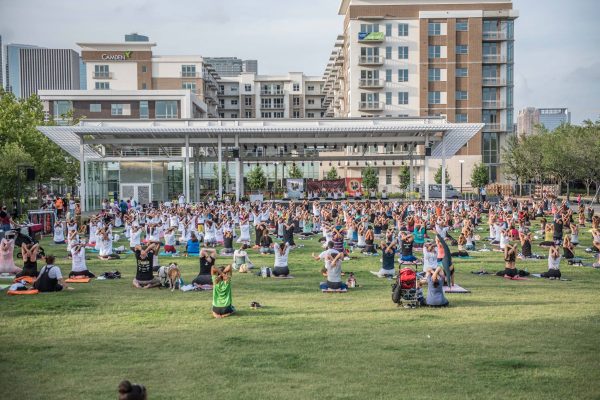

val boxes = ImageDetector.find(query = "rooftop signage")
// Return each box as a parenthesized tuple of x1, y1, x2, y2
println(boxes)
(101, 51, 132, 61)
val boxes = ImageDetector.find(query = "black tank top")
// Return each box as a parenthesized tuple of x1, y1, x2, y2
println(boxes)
(402, 240, 413, 256)
(223, 236, 233, 249)
(135, 251, 154, 281)
(199, 256, 214, 275)
(522, 240, 532, 257)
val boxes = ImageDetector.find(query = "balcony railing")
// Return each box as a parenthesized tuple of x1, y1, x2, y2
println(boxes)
(483, 77, 507, 86)
(180, 71, 201, 78)
(261, 104, 286, 109)
(358, 31, 385, 43)
(359, 78, 384, 89)
(483, 54, 508, 64)
(358, 55, 384, 66)
(358, 102, 384, 111)
(482, 100, 507, 109)
(483, 31, 510, 40)
(260, 90, 284, 95)
(93, 72, 113, 79)
(484, 123, 507, 131)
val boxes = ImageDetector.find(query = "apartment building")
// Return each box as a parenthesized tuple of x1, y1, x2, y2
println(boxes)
(4, 43, 80, 98)
(78, 40, 220, 117)
(204, 57, 258, 77)
(217, 72, 326, 119)
(323, 0, 517, 188)
(517, 107, 571, 136)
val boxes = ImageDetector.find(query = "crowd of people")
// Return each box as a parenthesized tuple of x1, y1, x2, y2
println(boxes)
(2, 194, 598, 315)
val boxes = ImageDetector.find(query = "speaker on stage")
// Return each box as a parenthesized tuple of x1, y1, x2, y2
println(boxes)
(26, 168, 36, 181)
(425, 147, 432, 157)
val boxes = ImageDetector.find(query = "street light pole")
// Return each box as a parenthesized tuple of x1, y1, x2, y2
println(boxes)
(459, 160, 465, 197)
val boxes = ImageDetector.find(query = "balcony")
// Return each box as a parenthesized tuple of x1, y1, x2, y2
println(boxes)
(483, 31, 510, 41)
(180, 71, 201, 78)
(261, 104, 286, 109)
(483, 77, 507, 86)
(482, 100, 507, 109)
(358, 102, 384, 111)
(358, 55, 384, 66)
(260, 90, 284, 96)
(484, 123, 507, 132)
(358, 32, 385, 43)
(359, 78, 384, 89)
(483, 54, 508, 64)
(93, 72, 113, 79)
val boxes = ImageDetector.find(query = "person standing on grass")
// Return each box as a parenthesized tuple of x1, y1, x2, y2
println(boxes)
(211, 265, 234, 318)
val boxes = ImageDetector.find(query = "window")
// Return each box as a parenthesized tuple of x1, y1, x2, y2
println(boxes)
(360, 24, 379, 33)
(456, 91, 468, 100)
(428, 91, 441, 104)
(231, 113, 238, 118)
(139, 101, 149, 119)
(398, 92, 409, 105)
(182, 82, 196, 91)
(456, 20, 468, 32)
(181, 65, 196, 77)
(89, 104, 101, 113)
(386, 167, 392, 185)
(95, 82, 110, 90)
(456, 113, 468, 123)
(307, 112, 315, 118)
(53, 101, 72, 118)
(94, 65, 109, 78)
(398, 23, 409, 36)
(385, 69, 392, 82)
(308, 85, 315, 91)
(219, 113, 225, 118)
(293, 83, 300, 92)
(273, 98, 284, 108)
(398, 46, 409, 59)
(428, 46, 441, 59)
(292, 111, 300, 118)
(274, 112, 284, 118)
(155, 101, 178, 119)
(219, 85, 225, 94)
(293, 97, 300, 106)
(231, 86, 238, 92)
(308, 99, 315, 105)
(456, 45, 468, 55)
(111, 104, 131, 116)
(456, 68, 468, 77)
(428, 68, 441, 81)
(385, 92, 392, 105)
(398, 69, 409, 82)
(244, 97, 252, 106)
(219, 99, 225, 108)
(385, 23, 393, 37)
(483, 132, 499, 164)
(141, 65, 147, 73)
(428, 22, 441, 36)
(231, 99, 238, 106)
(245, 84, 252, 92)
(141, 83, 147, 90)
(385, 47, 392, 60)
(261, 112, 272, 118)
(245, 111, 252, 118)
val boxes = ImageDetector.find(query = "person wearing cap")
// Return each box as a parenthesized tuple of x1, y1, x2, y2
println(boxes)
(69, 241, 95, 278)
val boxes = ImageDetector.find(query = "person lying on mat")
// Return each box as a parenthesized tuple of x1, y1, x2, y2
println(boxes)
(540, 243, 562, 279)
(69, 241, 95, 278)
(273, 242, 291, 277)
(233, 244, 253, 271)
(424, 267, 449, 307)
(33, 255, 68, 292)
(185, 232, 200, 256)
(377, 236, 397, 277)
(211, 265, 234, 318)
(193, 248, 216, 287)
(18, 243, 40, 278)
(133, 243, 161, 289)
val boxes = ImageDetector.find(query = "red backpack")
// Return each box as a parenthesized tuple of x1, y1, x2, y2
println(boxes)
(399, 268, 416, 290)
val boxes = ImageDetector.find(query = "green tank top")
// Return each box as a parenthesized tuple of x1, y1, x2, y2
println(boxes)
(212, 276, 232, 308)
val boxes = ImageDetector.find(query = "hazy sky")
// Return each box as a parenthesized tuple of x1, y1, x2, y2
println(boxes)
(1, 0, 598, 123)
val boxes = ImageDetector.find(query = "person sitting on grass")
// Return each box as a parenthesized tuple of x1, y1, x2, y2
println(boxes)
(233, 244, 253, 271)
(193, 248, 216, 287)
(451, 234, 469, 258)
(378, 236, 397, 277)
(221, 230, 235, 256)
(500, 241, 518, 278)
(53, 220, 66, 244)
(118, 380, 147, 400)
(163, 227, 177, 254)
(422, 241, 438, 274)
(519, 231, 533, 259)
(211, 265, 234, 318)
(133, 243, 161, 289)
(318, 245, 346, 291)
(541, 243, 562, 279)
(399, 231, 418, 264)
(18, 243, 40, 278)
(185, 232, 200, 256)
(259, 231, 274, 255)
(562, 235, 575, 260)
(69, 241, 95, 278)
(0, 235, 21, 275)
(272, 242, 291, 277)
(539, 223, 555, 247)
(33, 255, 68, 292)
(413, 221, 426, 249)
(98, 230, 120, 260)
(424, 267, 449, 307)
(363, 226, 377, 255)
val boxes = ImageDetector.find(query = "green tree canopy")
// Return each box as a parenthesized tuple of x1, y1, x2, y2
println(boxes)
(287, 163, 303, 179)
(361, 166, 379, 190)
(434, 165, 450, 185)
(398, 165, 410, 190)
(325, 167, 339, 180)
(247, 165, 267, 191)
(470, 163, 489, 190)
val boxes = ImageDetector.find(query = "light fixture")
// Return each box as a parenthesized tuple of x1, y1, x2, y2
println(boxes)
(304, 144, 307, 149)
(311, 162, 314, 166)
(374, 161, 377, 166)
(356, 161, 359, 166)
(383, 161, 386, 166)
(302, 162, 305, 166)
(392, 161, 395, 166)
(247, 162, 250, 167)
(337, 162, 341, 167)
(294, 144, 297, 150)
(244, 145, 248, 150)
(329, 162, 332, 166)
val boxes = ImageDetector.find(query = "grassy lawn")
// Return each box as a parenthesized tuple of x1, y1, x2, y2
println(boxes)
(1, 220, 600, 399)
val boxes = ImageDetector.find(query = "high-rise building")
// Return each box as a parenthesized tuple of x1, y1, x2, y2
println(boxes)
(324, 0, 518, 184)
(125, 33, 149, 42)
(5, 43, 80, 98)
(517, 107, 571, 136)
(0, 35, 4, 89)
(204, 57, 258, 77)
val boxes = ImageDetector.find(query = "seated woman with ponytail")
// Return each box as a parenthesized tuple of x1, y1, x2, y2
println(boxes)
(211, 265, 234, 318)
(118, 380, 147, 400)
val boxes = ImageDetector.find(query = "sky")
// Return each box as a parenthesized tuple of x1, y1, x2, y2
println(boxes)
(0, 0, 598, 123)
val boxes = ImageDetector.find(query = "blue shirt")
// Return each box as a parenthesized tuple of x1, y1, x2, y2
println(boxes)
(426, 275, 448, 306)
(187, 239, 200, 254)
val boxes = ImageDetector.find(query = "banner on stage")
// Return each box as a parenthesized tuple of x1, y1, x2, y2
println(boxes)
(286, 179, 305, 199)
(346, 178, 363, 197)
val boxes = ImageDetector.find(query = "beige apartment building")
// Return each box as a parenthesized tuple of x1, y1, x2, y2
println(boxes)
(323, 0, 517, 190)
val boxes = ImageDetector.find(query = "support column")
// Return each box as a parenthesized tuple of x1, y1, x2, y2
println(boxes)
(424, 133, 430, 201)
(217, 134, 223, 199)
(409, 144, 414, 193)
(441, 133, 447, 202)
(194, 157, 200, 203)
(184, 135, 190, 203)
(234, 134, 240, 202)
(79, 138, 86, 213)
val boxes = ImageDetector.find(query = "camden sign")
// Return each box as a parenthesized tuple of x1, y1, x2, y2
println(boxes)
(101, 51, 132, 61)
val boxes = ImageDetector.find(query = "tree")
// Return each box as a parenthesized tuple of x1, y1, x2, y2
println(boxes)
(470, 163, 489, 191)
(246, 165, 267, 192)
(212, 163, 231, 190)
(361, 166, 379, 190)
(434, 165, 450, 185)
(287, 163, 303, 179)
(0, 143, 34, 205)
(398, 165, 410, 190)
(325, 167, 339, 180)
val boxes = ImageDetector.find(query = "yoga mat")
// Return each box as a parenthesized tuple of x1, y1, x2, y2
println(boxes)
(0, 284, 10, 290)
(271, 275, 294, 279)
(531, 274, 571, 281)
(321, 288, 348, 293)
(443, 284, 470, 293)
(0, 274, 16, 280)
(503, 275, 528, 281)
(66, 277, 91, 283)
(370, 271, 394, 278)
(159, 252, 181, 257)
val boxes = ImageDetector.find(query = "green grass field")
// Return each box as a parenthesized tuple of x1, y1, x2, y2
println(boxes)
(1, 221, 600, 400)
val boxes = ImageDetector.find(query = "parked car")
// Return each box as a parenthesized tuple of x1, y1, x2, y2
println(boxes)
(422, 184, 462, 199)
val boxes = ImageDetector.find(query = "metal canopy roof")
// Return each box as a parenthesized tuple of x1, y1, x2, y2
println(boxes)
(38, 118, 483, 161)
